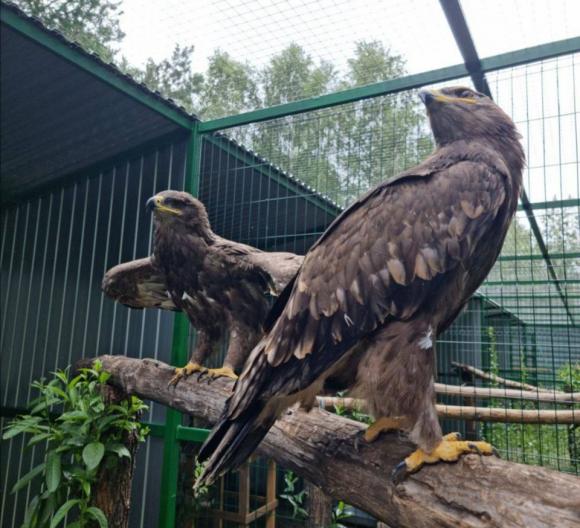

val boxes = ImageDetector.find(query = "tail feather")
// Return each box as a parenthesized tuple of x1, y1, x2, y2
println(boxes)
(196, 404, 277, 488)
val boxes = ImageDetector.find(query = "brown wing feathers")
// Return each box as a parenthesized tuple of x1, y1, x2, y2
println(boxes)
(196, 162, 509, 485)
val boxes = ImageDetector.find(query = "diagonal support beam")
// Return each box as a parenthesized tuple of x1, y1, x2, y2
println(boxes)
(439, 0, 575, 325)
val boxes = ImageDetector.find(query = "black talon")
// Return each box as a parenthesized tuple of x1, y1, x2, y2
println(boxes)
(391, 460, 408, 484)
(353, 430, 366, 452)
(467, 442, 483, 456)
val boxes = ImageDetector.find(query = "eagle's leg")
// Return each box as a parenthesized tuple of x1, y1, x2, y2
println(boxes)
(169, 330, 215, 386)
(202, 323, 257, 382)
(392, 432, 497, 482)
(364, 416, 408, 443)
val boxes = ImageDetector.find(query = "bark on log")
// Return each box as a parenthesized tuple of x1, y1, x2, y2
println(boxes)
(451, 362, 553, 392)
(317, 397, 580, 424)
(434, 382, 580, 404)
(84, 355, 580, 528)
(92, 385, 140, 528)
(304, 481, 333, 528)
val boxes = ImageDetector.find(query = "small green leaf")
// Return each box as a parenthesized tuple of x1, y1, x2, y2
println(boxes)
(39, 492, 57, 525)
(2, 424, 26, 439)
(45, 452, 61, 492)
(82, 442, 105, 470)
(11, 463, 45, 493)
(82, 480, 91, 497)
(58, 410, 88, 422)
(22, 494, 40, 528)
(28, 432, 52, 447)
(86, 506, 108, 528)
(107, 443, 131, 458)
(50, 499, 80, 528)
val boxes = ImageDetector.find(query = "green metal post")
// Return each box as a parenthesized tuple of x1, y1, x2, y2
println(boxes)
(158, 316, 189, 527)
(158, 122, 202, 527)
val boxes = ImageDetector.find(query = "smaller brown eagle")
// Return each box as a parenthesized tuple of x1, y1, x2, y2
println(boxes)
(102, 191, 303, 383)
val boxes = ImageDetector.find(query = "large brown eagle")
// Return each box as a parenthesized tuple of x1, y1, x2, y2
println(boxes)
(102, 192, 303, 383)
(197, 86, 525, 485)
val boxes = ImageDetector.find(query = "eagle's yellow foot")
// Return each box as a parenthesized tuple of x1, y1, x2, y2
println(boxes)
(169, 362, 205, 386)
(392, 432, 497, 483)
(200, 366, 238, 382)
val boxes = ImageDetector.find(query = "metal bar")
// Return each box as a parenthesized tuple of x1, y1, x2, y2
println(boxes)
(439, 0, 490, 94)
(198, 38, 580, 133)
(175, 425, 210, 443)
(518, 198, 579, 211)
(485, 279, 580, 286)
(439, 0, 575, 325)
(158, 314, 189, 528)
(498, 252, 580, 262)
(0, 5, 193, 130)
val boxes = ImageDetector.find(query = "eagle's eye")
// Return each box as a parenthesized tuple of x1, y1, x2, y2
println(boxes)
(165, 198, 182, 208)
(457, 89, 475, 99)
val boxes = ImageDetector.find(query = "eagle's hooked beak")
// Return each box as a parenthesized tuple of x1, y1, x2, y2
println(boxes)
(419, 88, 477, 106)
(146, 195, 181, 216)
(419, 89, 435, 105)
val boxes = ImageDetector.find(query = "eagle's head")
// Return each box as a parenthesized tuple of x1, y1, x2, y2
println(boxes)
(419, 86, 524, 171)
(146, 190, 210, 232)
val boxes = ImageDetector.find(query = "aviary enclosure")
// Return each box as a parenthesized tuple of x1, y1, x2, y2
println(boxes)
(1, 0, 579, 526)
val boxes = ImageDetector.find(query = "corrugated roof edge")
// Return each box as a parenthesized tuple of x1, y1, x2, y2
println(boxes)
(210, 132, 343, 214)
(2, 1, 342, 215)
(1, 0, 197, 121)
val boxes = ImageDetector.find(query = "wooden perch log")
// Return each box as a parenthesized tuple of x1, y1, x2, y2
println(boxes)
(317, 397, 580, 424)
(83, 355, 580, 528)
(434, 382, 580, 404)
(451, 362, 553, 392)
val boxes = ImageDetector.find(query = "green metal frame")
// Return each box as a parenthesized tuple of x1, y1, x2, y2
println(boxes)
(198, 37, 580, 133)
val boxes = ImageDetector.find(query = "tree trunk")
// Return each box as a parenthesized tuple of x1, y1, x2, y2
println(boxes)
(80, 355, 580, 528)
(91, 385, 140, 528)
(304, 481, 333, 528)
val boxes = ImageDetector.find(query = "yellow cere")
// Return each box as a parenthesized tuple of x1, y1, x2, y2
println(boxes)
(156, 197, 182, 216)
(433, 90, 477, 105)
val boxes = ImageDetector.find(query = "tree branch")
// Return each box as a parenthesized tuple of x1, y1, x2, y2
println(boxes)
(84, 355, 580, 528)
(317, 397, 580, 424)
(451, 362, 554, 392)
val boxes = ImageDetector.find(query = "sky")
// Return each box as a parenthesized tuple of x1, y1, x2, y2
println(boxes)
(118, 0, 580, 76)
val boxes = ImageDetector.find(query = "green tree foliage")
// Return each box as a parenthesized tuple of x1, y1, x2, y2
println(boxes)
(14, 0, 124, 62)
(134, 44, 204, 113)
(261, 43, 336, 106)
(2, 362, 148, 528)
(199, 50, 259, 120)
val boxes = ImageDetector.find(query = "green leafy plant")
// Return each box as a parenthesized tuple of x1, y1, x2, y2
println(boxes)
(330, 500, 355, 528)
(2, 360, 149, 528)
(558, 363, 580, 393)
(280, 470, 308, 520)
